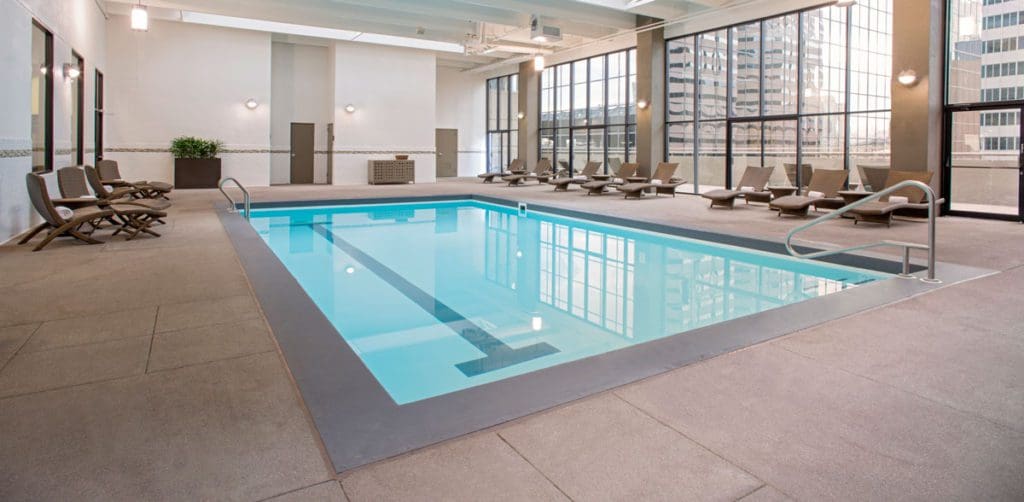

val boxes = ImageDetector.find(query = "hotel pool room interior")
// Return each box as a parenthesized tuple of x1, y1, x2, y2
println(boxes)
(1, 0, 1022, 500)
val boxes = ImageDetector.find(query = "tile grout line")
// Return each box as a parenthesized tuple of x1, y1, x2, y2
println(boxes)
(145, 306, 159, 374)
(145, 349, 277, 376)
(732, 483, 769, 502)
(495, 431, 577, 502)
(253, 480, 340, 502)
(772, 343, 1024, 436)
(0, 323, 43, 376)
(609, 391, 798, 502)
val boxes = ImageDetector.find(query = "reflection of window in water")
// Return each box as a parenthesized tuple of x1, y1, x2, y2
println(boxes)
(539, 222, 636, 338)
(484, 211, 518, 288)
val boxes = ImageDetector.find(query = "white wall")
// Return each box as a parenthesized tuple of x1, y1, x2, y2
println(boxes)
(331, 42, 437, 184)
(270, 42, 332, 185)
(436, 67, 487, 177)
(105, 17, 272, 187)
(0, 0, 107, 243)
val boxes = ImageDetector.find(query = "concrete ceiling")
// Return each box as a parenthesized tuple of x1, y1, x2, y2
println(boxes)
(103, 0, 737, 70)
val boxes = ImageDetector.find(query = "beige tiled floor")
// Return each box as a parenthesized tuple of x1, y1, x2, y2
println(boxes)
(0, 179, 1021, 501)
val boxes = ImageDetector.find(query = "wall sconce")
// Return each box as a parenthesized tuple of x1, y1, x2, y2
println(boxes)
(533, 55, 545, 72)
(345, 104, 357, 113)
(62, 63, 81, 80)
(244, 98, 259, 110)
(39, 64, 49, 75)
(517, 111, 526, 120)
(896, 69, 918, 87)
(131, 3, 149, 31)
(637, 99, 649, 110)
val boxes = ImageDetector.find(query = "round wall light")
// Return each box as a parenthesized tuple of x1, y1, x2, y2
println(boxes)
(244, 98, 259, 110)
(637, 99, 649, 110)
(345, 104, 357, 113)
(517, 111, 526, 120)
(896, 69, 919, 87)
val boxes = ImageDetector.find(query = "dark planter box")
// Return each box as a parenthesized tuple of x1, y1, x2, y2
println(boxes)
(174, 158, 222, 189)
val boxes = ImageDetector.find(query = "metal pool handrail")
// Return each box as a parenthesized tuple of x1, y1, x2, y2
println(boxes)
(218, 177, 250, 220)
(785, 180, 938, 283)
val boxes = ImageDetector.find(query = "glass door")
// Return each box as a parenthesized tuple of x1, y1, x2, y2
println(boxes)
(947, 108, 1023, 220)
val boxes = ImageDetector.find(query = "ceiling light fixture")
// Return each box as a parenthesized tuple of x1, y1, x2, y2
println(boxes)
(244, 98, 259, 109)
(896, 69, 919, 87)
(834, 0, 857, 7)
(345, 104, 356, 113)
(533, 54, 545, 71)
(131, 3, 149, 31)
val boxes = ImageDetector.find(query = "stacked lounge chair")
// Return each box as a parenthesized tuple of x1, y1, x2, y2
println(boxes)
(769, 169, 848, 217)
(478, 159, 525, 183)
(60, 166, 172, 217)
(581, 162, 639, 195)
(849, 170, 939, 226)
(701, 166, 775, 208)
(97, 159, 173, 200)
(549, 161, 601, 192)
(614, 162, 685, 199)
(20, 173, 113, 251)
(502, 159, 553, 186)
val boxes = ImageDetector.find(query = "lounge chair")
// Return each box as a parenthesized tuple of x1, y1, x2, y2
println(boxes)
(784, 163, 813, 188)
(614, 162, 686, 199)
(503, 159, 553, 186)
(97, 159, 173, 199)
(581, 162, 639, 195)
(769, 169, 849, 217)
(478, 159, 525, 183)
(857, 164, 889, 192)
(549, 161, 601, 192)
(72, 166, 173, 221)
(19, 173, 114, 251)
(701, 166, 775, 209)
(850, 170, 939, 226)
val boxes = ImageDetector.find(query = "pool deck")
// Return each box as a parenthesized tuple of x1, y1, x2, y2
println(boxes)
(1, 178, 1022, 501)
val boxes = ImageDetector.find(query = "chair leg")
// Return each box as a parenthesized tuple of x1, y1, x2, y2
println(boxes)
(17, 223, 49, 245)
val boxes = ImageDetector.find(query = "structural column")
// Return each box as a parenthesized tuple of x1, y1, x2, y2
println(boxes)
(518, 60, 540, 169)
(890, 0, 945, 189)
(635, 18, 665, 179)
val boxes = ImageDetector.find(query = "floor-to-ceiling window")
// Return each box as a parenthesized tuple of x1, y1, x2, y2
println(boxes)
(95, 70, 104, 164)
(486, 74, 519, 173)
(666, 1, 893, 193)
(31, 21, 53, 173)
(539, 48, 637, 175)
(71, 51, 84, 166)
(945, 0, 1023, 220)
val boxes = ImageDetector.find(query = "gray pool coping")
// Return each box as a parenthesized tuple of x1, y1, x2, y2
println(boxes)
(218, 195, 992, 474)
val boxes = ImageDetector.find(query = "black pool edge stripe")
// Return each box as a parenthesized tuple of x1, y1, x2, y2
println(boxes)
(219, 199, 994, 474)
(311, 223, 559, 376)
(243, 194, 918, 275)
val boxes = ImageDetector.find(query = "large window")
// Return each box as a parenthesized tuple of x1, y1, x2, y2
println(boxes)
(539, 48, 637, 174)
(31, 21, 53, 173)
(486, 74, 519, 173)
(666, 1, 893, 193)
(945, 0, 1024, 220)
(95, 70, 104, 164)
(71, 51, 84, 166)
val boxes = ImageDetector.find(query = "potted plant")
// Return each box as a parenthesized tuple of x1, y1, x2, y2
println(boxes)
(171, 136, 224, 189)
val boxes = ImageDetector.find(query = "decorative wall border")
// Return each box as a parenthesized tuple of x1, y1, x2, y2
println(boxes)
(105, 147, 438, 155)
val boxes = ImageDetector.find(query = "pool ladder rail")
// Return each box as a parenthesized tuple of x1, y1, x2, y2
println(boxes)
(784, 179, 940, 283)
(218, 177, 251, 220)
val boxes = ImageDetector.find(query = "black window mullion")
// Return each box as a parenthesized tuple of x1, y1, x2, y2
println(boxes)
(795, 13, 804, 188)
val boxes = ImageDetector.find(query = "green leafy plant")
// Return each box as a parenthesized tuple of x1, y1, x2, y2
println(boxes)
(170, 136, 224, 159)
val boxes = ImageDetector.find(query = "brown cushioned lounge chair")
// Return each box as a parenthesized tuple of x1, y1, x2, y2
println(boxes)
(857, 164, 889, 192)
(850, 170, 940, 226)
(20, 173, 114, 251)
(769, 169, 849, 217)
(581, 162, 639, 195)
(614, 162, 685, 199)
(549, 161, 601, 192)
(66, 167, 172, 228)
(701, 166, 775, 208)
(97, 159, 173, 199)
(478, 159, 525, 183)
(503, 159, 553, 186)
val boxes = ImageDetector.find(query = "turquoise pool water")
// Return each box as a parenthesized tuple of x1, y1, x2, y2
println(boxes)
(248, 200, 883, 404)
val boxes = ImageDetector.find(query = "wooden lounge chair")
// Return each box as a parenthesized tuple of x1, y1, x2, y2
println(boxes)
(769, 169, 849, 217)
(97, 159, 173, 199)
(581, 162, 639, 195)
(857, 164, 889, 192)
(19, 173, 114, 251)
(850, 170, 939, 226)
(614, 162, 686, 199)
(478, 159, 525, 183)
(68, 166, 173, 220)
(701, 166, 775, 209)
(503, 159, 553, 186)
(784, 163, 813, 188)
(81, 165, 169, 237)
(549, 161, 601, 192)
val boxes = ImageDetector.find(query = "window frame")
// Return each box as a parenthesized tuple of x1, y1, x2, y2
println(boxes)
(32, 20, 54, 173)
(485, 73, 519, 173)
(72, 50, 84, 166)
(95, 69, 104, 164)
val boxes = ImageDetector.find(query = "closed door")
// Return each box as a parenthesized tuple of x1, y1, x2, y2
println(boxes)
(435, 128, 458, 178)
(290, 122, 315, 184)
